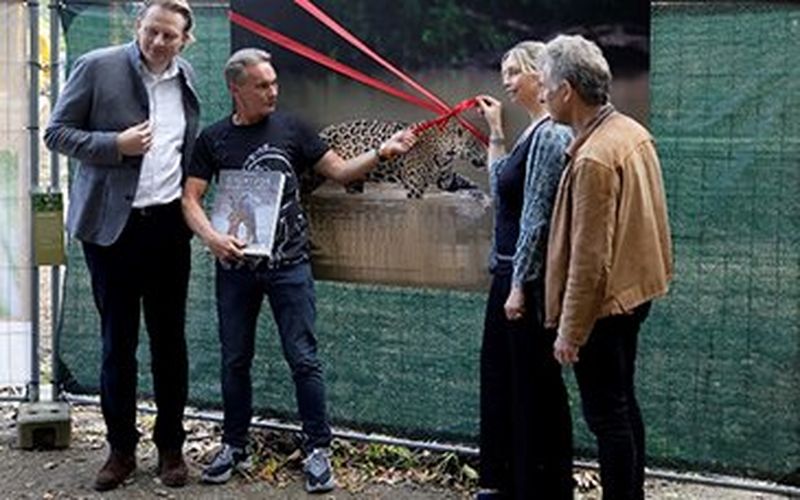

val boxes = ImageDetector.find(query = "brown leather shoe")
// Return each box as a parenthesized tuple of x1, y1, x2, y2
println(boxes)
(158, 448, 188, 488)
(94, 450, 136, 491)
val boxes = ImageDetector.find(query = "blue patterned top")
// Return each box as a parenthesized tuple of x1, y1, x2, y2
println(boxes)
(489, 116, 572, 288)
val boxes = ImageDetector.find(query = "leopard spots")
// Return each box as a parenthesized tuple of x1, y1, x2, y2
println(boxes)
(304, 119, 486, 199)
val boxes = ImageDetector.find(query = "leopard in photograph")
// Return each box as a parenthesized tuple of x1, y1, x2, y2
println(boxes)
(304, 118, 487, 199)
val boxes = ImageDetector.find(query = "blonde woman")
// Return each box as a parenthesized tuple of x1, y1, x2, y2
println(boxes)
(474, 41, 573, 499)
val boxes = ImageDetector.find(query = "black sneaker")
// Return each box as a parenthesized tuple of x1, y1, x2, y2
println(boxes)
(303, 448, 335, 493)
(201, 443, 251, 484)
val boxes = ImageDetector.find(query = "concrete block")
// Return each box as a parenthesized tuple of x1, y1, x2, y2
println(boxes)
(16, 401, 71, 449)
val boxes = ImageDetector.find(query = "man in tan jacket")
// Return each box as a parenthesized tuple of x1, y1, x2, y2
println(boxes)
(538, 35, 673, 500)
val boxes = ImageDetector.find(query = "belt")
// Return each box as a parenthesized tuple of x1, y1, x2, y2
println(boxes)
(130, 198, 181, 217)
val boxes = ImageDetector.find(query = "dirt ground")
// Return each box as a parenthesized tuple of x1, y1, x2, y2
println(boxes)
(2, 403, 464, 500)
(1, 403, 796, 500)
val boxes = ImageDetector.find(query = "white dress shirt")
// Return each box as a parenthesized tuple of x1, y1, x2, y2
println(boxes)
(133, 61, 186, 208)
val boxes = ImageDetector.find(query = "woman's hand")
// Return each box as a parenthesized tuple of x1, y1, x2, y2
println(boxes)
(504, 285, 525, 321)
(476, 95, 504, 137)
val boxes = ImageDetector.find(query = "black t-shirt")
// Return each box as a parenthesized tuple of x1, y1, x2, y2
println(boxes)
(189, 111, 329, 266)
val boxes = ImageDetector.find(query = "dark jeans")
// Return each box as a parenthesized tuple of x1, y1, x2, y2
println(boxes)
(216, 261, 332, 451)
(82, 200, 190, 454)
(574, 302, 651, 500)
(480, 273, 574, 499)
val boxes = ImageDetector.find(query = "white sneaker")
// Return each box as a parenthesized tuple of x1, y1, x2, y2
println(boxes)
(303, 448, 335, 493)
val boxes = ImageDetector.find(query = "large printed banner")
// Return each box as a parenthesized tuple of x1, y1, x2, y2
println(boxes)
(0, 0, 31, 391)
(229, 0, 649, 290)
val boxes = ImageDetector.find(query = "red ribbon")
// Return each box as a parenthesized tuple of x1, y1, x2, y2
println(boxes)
(229, 7, 488, 146)
(229, 11, 442, 114)
(412, 97, 481, 136)
(294, 0, 449, 115)
(293, 0, 487, 146)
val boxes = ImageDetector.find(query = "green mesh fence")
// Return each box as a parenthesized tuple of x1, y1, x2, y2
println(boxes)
(56, 0, 799, 483)
(645, 1, 800, 480)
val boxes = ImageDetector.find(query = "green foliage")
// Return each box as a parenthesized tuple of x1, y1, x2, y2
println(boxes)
(31, 192, 63, 212)
(314, 0, 645, 68)
(316, 0, 506, 67)
(363, 443, 418, 469)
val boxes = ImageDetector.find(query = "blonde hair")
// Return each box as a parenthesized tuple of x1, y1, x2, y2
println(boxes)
(501, 40, 546, 75)
(137, 0, 195, 45)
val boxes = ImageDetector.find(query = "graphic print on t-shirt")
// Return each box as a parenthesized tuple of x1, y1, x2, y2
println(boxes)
(242, 142, 308, 265)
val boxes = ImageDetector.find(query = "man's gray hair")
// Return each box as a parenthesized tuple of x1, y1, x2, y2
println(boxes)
(539, 35, 612, 106)
(224, 48, 272, 87)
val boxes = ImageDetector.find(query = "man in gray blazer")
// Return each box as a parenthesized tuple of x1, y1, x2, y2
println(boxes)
(45, 0, 199, 491)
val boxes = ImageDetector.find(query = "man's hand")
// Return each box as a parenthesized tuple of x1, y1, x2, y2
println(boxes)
(117, 120, 152, 156)
(181, 177, 246, 265)
(378, 129, 418, 159)
(553, 334, 580, 366)
(205, 231, 246, 264)
(504, 285, 525, 321)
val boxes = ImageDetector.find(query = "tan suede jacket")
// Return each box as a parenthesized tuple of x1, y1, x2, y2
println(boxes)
(544, 106, 673, 346)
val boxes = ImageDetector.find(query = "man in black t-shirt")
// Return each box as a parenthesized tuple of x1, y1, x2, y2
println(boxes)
(182, 48, 416, 493)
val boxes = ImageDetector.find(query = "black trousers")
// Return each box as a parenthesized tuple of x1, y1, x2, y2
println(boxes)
(479, 272, 573, 499)
(574, 302, 651, 500)
(82, 200, 190, 454)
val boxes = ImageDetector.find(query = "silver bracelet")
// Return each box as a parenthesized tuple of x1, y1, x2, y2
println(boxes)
(489, 135, 505, 146)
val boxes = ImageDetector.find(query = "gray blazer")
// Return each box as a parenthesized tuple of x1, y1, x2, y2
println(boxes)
(45, 42, 200, 246)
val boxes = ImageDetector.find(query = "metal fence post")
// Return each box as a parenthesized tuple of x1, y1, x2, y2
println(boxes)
(49, 0, 61, 400)
(27, 0, 40, 404)
(16, 0, 71, 450)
